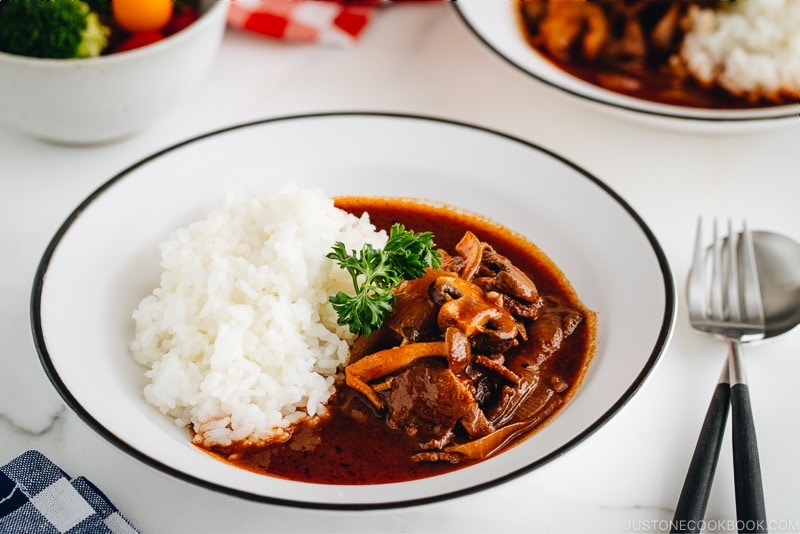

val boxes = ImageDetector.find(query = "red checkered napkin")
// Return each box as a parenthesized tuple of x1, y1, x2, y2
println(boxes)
(228, 0, 381, 46)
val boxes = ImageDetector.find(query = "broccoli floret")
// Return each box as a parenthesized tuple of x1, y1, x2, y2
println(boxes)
(0, 0, 110, 59)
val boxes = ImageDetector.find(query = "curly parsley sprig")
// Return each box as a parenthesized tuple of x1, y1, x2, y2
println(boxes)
(327, 223, 442, 336)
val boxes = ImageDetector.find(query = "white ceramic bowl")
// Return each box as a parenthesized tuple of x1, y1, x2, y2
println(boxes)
(0, 0, 227, 144)
(454, 1, 800, 133)
(32, 113, 676, 508)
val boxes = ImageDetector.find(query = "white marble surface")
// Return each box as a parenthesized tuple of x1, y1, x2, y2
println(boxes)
(2, 3, 799, 533)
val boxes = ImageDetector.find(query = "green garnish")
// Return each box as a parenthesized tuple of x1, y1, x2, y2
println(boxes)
(327, 223, 442, 336)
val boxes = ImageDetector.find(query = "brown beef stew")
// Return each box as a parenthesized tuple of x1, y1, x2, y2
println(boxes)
(202, 197, 597, 484)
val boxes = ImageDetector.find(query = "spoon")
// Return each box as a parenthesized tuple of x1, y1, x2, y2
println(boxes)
(752, 231, 800, 338)
(672, 230, 800, 533)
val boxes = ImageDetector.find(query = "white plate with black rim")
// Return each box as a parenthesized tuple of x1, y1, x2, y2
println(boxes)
(32, 112, 675, 509)
(453, 1, 800, 133)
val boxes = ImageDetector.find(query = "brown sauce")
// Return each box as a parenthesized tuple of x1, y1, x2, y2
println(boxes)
(203, 198, 596, 484)
(549, 60, 772, 110)
(516, 0, 797, 109)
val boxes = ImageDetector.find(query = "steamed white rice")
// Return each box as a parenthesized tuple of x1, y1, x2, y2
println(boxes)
(130, 184, 387, 448)
(680, 0, 800, 102)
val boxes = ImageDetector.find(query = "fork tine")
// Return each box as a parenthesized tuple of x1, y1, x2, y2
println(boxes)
(726, 219, 741, 323)
(688, 217, 707, 321)
(740, 220, 765, 329)
(688, 218, 765, 335)
(710, 218, 724, 321)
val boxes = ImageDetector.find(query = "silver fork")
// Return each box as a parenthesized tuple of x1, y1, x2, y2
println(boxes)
(672, 219, 767, 534)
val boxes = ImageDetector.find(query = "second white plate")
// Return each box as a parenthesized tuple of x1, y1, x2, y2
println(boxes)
(454, 1, 800, 132)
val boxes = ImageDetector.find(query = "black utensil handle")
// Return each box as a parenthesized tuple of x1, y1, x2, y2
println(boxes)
(671, 377, 730, 534)
(731, 382, 768, 533)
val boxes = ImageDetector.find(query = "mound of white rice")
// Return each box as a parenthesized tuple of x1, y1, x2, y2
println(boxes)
(130, 184, 387, 448)
(679, 0, 800, 103)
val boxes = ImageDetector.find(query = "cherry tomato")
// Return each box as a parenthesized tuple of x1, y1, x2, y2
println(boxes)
(114, 31, 165, 53)
(112, 0, 174, 33)
(164, 5, 200, 36)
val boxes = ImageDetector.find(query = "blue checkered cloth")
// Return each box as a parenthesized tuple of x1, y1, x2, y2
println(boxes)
(0, 450, 139, 533)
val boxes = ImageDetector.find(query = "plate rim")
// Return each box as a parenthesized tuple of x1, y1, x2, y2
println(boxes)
(452, 2, 800, 124)
(30, 111, 676, 509)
